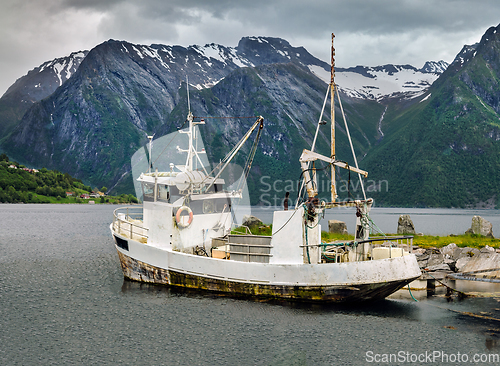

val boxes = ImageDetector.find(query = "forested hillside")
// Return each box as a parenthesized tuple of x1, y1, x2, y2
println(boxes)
(0, 154, 136, 204)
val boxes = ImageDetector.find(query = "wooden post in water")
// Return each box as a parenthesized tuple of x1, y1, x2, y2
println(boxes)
(427, 279, 436, 296)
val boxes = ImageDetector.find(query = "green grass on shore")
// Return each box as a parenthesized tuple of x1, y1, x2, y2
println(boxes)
(27, 194, 138, 205)
(411, 234, 499, 249)
(231, 228, 499, 250)
(321, 232, 499, 249)
(231, 225, 273, 236)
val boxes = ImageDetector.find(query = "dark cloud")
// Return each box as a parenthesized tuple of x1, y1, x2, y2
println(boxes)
(2, 0, 500, 95)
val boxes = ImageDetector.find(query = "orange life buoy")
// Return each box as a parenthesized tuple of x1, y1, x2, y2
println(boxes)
(176, 206, 193, 228)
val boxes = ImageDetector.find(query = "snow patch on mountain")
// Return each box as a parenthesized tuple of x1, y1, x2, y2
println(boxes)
(37, 51, 88, 88)
(7, 36, 449, 105)
(308, 62, 448, 100)
(451, 44, 478, 67)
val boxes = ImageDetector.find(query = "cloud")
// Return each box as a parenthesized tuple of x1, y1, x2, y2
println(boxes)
(2, 0, 500, 95)
(0, 0, 105, 92)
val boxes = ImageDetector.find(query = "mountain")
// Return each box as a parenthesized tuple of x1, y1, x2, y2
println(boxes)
(0, 34, 466, 207)
(361, 24, 500, 208)
(0, 37, 390, 202)
(0, 51, 88, 137)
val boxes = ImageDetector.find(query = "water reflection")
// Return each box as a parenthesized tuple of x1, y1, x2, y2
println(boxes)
(120, 278, 500, 350)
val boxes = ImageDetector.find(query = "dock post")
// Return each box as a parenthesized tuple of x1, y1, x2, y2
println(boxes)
(426, 279, 435, 296)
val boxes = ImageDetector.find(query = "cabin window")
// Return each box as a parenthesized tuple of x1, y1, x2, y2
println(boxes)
(204, 184, 223, 193)
(189, 197, 232, 215)
(215, 197, 231, 212)
(142, 183, 155, 202)
(169, 186, 182, 203)
(203, 199, 215, 214)
(157, 185, 170, 203)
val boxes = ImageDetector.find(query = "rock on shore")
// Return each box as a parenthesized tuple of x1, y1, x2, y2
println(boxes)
(415, 242, 500, 280)
(465, 215, 494, 238)
(397, 215, 416, 235)
(242, 215, 264, 231)
(328, 220, 348, 235)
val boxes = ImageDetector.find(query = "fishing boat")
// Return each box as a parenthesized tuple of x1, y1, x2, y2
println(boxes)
(110, 34, 421, 302)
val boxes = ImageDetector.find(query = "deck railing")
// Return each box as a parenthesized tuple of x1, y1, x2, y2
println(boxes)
(213, 235, 273, 263)
(321, 236, 414, 263)
(362, 236, 414, 253)
(112, 206, 148, 243)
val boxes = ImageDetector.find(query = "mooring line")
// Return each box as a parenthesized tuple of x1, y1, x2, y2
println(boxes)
(421, 268, 470, 297)
(405, 269, 500, 322)
(424, 302, 500, 323)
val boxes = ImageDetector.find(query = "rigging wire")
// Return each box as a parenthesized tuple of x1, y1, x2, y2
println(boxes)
(237, 120, 264, 192)
(150, 118, 189, 167)
(203, 116, 263, 188)
(152, 116, 258, 171)
(194, 116, 260, 119)
(108, 119, 189, 192)
(334, 84, 367, 200)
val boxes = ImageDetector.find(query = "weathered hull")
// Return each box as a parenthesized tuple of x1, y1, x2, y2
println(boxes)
(114, 240, 420, 303)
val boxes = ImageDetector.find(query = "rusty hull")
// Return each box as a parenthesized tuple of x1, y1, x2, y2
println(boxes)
(116, 250, 415, 303)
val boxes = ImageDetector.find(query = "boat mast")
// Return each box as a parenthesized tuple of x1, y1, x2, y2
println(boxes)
(180, 77, 206, 173)
(187, 76, 194, 171)
(330, 33, 337, 202)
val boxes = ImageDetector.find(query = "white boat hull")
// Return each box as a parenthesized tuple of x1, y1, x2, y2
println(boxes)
(112, 230, 421, 302)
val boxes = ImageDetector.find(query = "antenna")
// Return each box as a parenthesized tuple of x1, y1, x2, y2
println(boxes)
(178, 75, 207, 174)
(146, 133, 155, 173)
(186, 75, 191, 114)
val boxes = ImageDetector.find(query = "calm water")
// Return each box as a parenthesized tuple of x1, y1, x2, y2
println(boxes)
(252, 206, 500, 237)
(1, 204, 500, 365)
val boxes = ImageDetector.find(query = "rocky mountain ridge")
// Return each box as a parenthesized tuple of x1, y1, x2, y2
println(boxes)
(361, 23, 500, 208)
(2, 28, 500, 208)
(0, 50, 88, 137)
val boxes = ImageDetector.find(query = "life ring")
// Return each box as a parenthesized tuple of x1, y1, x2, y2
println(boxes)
(176, 206, 193, 228)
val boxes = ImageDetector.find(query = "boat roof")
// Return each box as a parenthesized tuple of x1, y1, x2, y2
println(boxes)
(137, 171, 225, 186)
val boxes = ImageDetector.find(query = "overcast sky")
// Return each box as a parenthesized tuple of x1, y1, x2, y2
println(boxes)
(2, 0, 500, 96)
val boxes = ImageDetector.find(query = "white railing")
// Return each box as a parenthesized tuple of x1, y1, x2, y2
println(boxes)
(112, 206, 148, 243)
(321, 236, 414, 263)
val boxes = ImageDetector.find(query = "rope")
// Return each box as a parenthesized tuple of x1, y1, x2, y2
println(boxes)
(360, 208, 387, 237)
(321, 241, 356, 248)
(430, 304, 500, 322)
(296, 165, 330, 203)
(334, 161, 355, 201)
(408, 284, 418, 302)
(271, 206, 302, 236)
(304, 220, 311, 264)
(421, 268, 469, 297)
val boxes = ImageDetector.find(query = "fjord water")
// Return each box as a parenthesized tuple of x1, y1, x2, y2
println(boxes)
(252, 206, 500, 237)
(1, 204, 499, 365)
